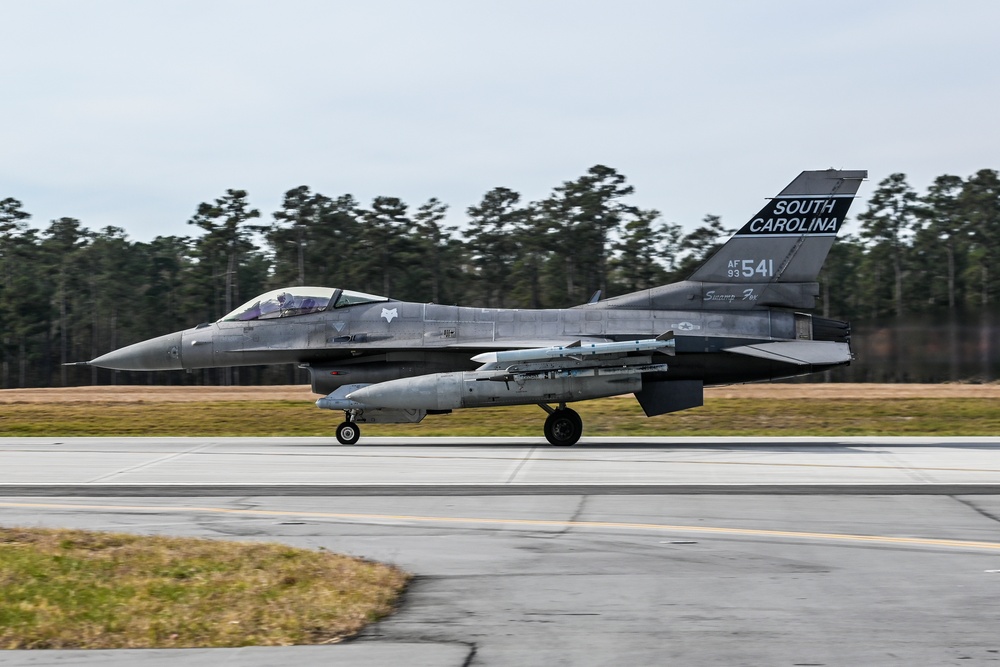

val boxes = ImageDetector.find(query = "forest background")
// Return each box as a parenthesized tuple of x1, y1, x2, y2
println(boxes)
(2, 165, 998, 389)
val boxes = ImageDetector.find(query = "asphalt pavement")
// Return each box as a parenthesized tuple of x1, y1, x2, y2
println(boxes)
(2, 437, 1000, 666)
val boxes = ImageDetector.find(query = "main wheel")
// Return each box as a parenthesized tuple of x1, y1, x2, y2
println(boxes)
(336, 421, 361, 445)
(544, 408, 582, 446)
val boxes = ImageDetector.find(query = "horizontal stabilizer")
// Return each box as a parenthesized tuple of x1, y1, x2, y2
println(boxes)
(724, 341, 852, 365)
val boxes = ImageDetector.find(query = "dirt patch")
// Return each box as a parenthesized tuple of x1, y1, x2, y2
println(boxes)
(1, 383, 998, 404)
(705, 382, 1000, 399)
(0, 386, 317, 404)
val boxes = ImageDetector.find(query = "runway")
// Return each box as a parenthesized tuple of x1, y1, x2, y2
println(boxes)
(3, 436, 1000, 489)
(3, 437, 1000, 666)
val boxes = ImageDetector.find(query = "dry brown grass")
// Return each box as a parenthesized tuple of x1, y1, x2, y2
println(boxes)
(0, 385, 318, 404)
(0, 384, 997, 437)
(0, 526, 409, 649)
(705, 382, 1000, 399)
(2, 382, 999, 405)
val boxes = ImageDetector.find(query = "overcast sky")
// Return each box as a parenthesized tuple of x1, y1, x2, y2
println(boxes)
(2, 0, 999, 242)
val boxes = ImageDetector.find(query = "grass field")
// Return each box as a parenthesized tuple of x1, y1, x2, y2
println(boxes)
(0, 527, 408, 649)
(0, 384, 997, 437)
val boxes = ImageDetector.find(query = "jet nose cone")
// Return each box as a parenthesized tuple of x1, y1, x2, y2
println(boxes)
(90, 331, 184, 371)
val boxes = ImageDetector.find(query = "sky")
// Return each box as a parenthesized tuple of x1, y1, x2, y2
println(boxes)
(2, 0, 999, 242)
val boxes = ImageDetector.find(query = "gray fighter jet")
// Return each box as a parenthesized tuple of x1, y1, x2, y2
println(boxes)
(90, 169, 866, 445)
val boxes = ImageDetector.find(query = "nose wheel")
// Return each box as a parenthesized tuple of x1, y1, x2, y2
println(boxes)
(542, 406, 582, 446)
(336, 420, 360, 445)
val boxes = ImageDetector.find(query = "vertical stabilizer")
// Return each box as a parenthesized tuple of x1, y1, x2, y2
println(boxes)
(689, 169, 867, 285)
(594, 169, 866, 311)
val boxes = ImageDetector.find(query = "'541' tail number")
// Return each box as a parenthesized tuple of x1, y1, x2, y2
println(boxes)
(727, 259, 774, 279)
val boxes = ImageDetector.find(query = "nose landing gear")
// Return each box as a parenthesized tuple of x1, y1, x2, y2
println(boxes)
(336, 412, 361, 445)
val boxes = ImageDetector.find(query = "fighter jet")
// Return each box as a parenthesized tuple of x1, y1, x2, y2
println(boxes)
(89, 169, 866, 445)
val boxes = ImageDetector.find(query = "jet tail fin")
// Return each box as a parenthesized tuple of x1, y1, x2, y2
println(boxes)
(689, 169, 867, 285)
(594, 169, 866, 311)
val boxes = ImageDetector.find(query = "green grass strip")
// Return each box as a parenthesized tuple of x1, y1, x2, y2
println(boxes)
(0, 397, 997, 437)
(0, 527, 408, 649)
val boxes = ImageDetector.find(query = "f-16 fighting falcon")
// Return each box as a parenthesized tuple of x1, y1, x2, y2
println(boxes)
(89, 169, 867, 446)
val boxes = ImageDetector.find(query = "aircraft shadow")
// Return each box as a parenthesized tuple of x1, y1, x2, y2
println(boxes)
(291, 439, 1000, 453)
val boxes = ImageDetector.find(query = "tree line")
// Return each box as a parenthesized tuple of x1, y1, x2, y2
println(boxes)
(1, 166, 998, 388)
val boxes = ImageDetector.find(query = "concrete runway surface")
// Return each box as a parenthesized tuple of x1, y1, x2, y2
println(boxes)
(2, 437, 1000, 666)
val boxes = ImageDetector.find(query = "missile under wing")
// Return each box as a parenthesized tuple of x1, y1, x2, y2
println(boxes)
(89, 169, 866, 446)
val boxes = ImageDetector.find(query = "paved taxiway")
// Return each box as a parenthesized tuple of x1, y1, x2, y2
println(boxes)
(3, 437, 1000, 665)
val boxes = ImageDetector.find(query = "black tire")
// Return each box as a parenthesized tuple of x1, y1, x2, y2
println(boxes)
(544, 408, 582, 446)
(336, 421, 361, 445)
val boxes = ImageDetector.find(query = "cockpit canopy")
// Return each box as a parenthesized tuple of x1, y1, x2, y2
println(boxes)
(219, 287, 388, 322)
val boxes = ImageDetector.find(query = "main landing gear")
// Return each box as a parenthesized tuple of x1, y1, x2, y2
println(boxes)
(540, 403, 582, 447)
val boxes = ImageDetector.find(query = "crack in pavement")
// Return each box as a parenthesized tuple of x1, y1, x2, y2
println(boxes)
(504, 445, 538, 484)
(548, 494, 588, 538)
(84, 442, 216, 483)
(951, 495, 1000, 525)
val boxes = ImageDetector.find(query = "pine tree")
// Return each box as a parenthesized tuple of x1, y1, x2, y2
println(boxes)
(466, 187, 523, 307)
(857, 173, 917, 318)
